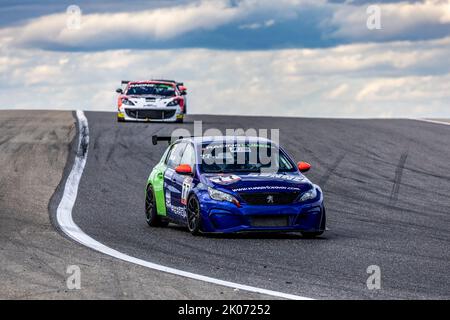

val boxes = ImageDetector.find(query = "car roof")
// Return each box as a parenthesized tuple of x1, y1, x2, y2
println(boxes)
(179, 136, 275, 146)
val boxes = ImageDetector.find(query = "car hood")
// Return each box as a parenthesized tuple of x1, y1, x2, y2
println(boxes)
(202, 172, 313, 194)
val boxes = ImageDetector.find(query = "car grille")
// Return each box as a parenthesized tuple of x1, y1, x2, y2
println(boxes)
(125, 109, 176, 120)
(250, 215, 289, 227)
(238, 192, 299, 205)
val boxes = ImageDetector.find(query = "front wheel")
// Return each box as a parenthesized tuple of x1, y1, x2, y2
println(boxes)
(186, 195, 201, 235)
(145, 185, 168, 227)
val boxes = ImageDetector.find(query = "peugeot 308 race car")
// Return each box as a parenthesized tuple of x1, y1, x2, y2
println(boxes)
(116, 80, 187, 123)
(145, 135, 326, 237)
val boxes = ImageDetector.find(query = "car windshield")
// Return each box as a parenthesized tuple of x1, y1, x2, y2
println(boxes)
(126, 83, 176, 96)
(199, 142, 295, 173)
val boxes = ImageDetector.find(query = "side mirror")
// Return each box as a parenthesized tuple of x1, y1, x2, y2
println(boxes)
(297, 161, 311, 173)
(179, 86, 187, 95)
(175, 164, 192, 175)
(116, 88, 123, 94)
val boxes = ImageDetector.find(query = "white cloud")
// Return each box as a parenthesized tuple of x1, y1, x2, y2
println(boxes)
(0, 0, 244, 49)
(356, 76, 450, 102)
(239, 19, 276, 30)
(0, 0, 448, 52)
(24, 65, 62, 85)
(0, 0, 448, 118)
(269, 37, 450, 76)
(0, 56, 24, 73)
(265, 19, 275, 27)
(327, 83, 349, 99)
(1, 35, 449, 118)
(0, 0, 326, 50)
(239, 22, 262, 30)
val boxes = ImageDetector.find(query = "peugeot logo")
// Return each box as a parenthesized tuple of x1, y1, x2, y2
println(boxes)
(266, 195, 274, 204)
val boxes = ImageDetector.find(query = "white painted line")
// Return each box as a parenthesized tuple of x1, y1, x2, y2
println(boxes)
(56, 110, 313, 301)
(414, 118, 450, 126)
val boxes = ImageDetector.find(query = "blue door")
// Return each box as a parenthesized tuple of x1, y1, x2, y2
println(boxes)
(163, 142, 186, 222)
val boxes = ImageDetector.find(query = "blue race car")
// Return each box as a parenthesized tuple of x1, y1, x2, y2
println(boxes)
(146, 135, 326, 237)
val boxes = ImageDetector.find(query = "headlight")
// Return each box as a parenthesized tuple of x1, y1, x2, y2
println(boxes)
(298, 187, 317, 202)
(208, 187, 241, 207)
(122, 98, 135, 106)
(167, 99, 179, 106)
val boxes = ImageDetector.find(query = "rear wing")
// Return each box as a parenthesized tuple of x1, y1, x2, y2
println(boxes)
(117, 80, 130, 92)
(123, 80, 183, 86)
(118, 80, 186, 94)
(152, 135, 195, 145)
(152, 135, 172, 145)
(151, 79, 184, 86)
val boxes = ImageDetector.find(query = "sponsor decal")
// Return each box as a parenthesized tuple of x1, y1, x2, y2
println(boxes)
(181, 177, 193, 205)
(248, 173, 305, 182)
(230, 146, 251, 153)
(129, 83, 173, 88)
(209, 175, 241, 185)
(165, 190, 171, 209)
(232, 185, 301, 192)
(203, 143, 271, 151)
(171, 205, 187, 218)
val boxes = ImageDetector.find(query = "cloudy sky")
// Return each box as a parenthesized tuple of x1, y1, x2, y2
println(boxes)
(0, 0, 449, 117)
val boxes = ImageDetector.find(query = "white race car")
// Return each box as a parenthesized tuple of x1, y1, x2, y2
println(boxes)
(116, 80, 187, 123)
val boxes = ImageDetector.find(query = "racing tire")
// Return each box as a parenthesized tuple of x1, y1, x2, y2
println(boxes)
(186, 194, 201, 235)
(301, 207, 326, 238)
(145, 185, 168, 227)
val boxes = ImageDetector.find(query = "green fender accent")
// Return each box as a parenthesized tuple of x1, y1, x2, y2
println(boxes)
(148, 162, 167, 216)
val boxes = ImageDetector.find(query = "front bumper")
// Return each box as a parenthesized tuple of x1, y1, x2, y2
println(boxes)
(196, 188, 326, 233)
(118, 106, 183, 122)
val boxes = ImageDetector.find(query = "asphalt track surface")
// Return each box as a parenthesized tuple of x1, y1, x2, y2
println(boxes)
(71, 112, 450, 299)
(0, 110, 265, 299)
